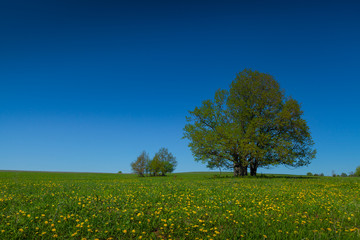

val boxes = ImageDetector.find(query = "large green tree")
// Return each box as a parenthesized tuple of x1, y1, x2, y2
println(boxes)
(183, 69, 316, 176)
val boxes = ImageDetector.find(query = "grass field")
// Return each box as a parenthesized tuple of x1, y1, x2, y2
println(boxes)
(0, 171, 359, 239)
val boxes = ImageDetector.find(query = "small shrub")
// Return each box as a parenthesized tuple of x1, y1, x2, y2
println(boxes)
(319, 173, 324, 177)
(306, 172, 313, 176)
(341, 172, 348, 177)
(118, 171, 122, 174)
(314, 173, 319, 176)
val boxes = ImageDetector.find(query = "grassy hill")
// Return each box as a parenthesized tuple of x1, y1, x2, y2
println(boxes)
(0, 171, 359, 239)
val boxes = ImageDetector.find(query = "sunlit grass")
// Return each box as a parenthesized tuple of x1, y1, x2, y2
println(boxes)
(0, 171, 359, 239)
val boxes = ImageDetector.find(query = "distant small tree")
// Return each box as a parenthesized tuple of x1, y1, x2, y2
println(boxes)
(149, 155, 162, 176)
(147, 148, 177, 176)
(144, 158, 151, 176)
(118, 171, 122, 174)
(355, 166, 360, 177)
(349, 171, 354, 177)
(332, 170, 336, 177)
(314, 173, 319, 176)
(307, 172, 313, 176)
(319, 173, 324, 177)
(341, 172, 348, 177)
(151, 147, 177, 176)
(131, 151, 150, 177)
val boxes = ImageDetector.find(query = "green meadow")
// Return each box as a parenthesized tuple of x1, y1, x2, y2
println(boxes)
(0, 171, 359, 239)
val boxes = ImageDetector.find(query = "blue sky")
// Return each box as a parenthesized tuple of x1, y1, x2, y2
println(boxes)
(1, 0, 359, 175)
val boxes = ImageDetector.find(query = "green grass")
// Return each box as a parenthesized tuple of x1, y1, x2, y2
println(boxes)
(0, 171, 359, 239)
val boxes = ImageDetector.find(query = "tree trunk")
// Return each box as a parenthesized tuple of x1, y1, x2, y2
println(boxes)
(240, 164, 248, 176)
(250, 161, 258, 176)
(233, 162, 241, 177)
(233, 158, 248, 177)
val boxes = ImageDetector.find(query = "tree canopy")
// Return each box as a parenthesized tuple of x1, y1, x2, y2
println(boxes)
(183, 69, 316, 176)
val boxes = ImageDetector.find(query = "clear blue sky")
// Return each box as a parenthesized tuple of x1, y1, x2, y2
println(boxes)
(1, 0, 359, 175)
